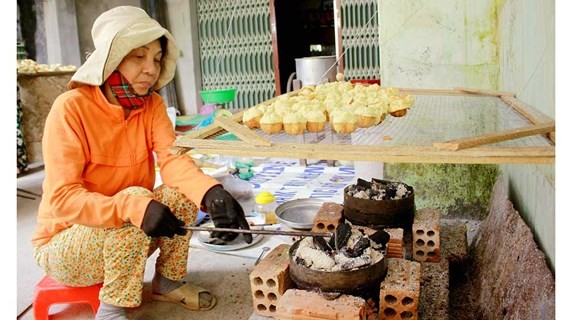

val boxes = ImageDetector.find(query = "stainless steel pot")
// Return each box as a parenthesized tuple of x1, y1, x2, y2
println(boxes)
(295, 55, 338, 86)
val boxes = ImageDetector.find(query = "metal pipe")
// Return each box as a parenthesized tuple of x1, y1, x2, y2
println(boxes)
(182, 225, 333, 238)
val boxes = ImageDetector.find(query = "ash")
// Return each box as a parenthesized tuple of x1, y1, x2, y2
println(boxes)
(293, 224, 385, 272)
(346, 178, 413, 200)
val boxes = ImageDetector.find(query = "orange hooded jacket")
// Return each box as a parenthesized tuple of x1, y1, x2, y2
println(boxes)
(31, 85, 220, 247)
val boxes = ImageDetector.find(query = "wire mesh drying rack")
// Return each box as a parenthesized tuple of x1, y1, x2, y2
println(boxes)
(172, 87, 554, 165)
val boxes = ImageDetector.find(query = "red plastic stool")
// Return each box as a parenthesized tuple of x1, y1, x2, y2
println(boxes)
(33, 275, 103, 320)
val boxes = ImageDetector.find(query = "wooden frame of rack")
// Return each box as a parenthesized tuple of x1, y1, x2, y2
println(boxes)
(172, 88, 555, 165)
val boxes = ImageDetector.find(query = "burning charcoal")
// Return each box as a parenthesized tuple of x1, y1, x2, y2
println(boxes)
(345, 237, 370, 257)
(313, 236, 333, 253)
(371, 178, 390, 188)
(329, 222, 352, 250)
(385, 187, 397, 199)
(369, 229, 391, 248)
(356, 178, 373, 189)
(295, 256, 308, 267)
(388, 182, 401, 189)
(336, 255, 372, 271)
(394, 183, 409, 199)
(339, 260, 355, 271)
(353, 190, 369, 199)
(372, 191, 386, 200)
(350, 256, 372, 270)
(369, 189, 380, 198)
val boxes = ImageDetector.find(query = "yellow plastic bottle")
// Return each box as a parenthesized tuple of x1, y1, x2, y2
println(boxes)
(255, 191, 278, 224)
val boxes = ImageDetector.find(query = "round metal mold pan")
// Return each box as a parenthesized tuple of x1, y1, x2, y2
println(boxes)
(275, 198, 326, 230)
(343, 185, 415, 230)
(288, 240, 388, 294)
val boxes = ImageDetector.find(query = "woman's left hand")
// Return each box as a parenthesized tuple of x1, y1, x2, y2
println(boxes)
(202, 186, 253, 243)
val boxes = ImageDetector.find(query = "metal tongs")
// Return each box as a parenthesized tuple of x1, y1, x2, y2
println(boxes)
(182, 225, 333, 238)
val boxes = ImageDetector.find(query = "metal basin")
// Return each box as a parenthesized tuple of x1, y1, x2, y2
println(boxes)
(275, 198, 325, 230)
(288, 240, 388, 294)
(343, 186, 415, 230)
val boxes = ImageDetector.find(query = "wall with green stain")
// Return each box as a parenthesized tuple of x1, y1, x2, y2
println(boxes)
(379, 0, 502, 220)
(384, 163, 499, 220)
(379, 0, 500, 89)
(378, 0, 555, 272)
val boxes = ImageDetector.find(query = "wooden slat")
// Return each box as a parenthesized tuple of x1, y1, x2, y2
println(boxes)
(182, 111, 245, 139)
(433, 122, 555, 151)
(182, 88, 304, 141)
(453, 87, 515, 97)
(173, 139, 554, 164)
(501, 95, 555, 143)
(213, 116, 271, 146)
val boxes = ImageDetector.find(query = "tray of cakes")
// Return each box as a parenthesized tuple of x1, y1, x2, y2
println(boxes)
(241, 74, 415, 137)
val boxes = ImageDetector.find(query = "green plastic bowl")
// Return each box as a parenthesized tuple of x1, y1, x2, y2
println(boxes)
(199, 88, 237, 104)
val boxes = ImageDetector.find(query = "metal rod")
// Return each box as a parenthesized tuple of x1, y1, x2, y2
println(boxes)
(182, 225, 333, 238)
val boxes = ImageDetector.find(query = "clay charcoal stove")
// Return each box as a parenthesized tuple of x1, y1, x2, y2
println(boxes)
(344, 178, 415, 229)
(289, 223, 388, 294)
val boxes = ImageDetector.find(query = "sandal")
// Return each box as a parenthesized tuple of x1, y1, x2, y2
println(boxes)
(150, 281, 217, 311)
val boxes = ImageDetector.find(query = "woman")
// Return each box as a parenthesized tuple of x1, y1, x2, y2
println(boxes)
(31, 6, 251, 319)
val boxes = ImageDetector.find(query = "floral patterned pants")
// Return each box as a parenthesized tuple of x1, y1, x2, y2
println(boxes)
(34, 185, 198, 307)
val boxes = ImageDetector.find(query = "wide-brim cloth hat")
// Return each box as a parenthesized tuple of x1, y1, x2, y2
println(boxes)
(68, 6, 179, 91)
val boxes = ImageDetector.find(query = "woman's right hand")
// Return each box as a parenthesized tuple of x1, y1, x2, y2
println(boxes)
(141, 200, 187, 238)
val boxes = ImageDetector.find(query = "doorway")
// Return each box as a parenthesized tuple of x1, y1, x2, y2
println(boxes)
(272, 0, 336, 94)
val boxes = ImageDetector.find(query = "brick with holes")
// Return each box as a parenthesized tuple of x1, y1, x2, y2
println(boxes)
(412, 208, 441, 262)
(311, 202, 344, 233)
(249, 244, 294, 316)
(275, 289, 367, 320)
(386, 228, 404, 259)
(379, 258, 421, 320)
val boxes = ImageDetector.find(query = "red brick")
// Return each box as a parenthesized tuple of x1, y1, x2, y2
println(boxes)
(412, 208, 441, 262)
(379, 258, 421, 320)
(275, 289, 366, 320)
(312, 202, 344, 233)
(249, 244, 294, 316)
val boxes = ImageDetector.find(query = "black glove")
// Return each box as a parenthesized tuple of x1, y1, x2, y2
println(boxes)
(202, 185, 252, 244)
(141, 200, 187, 238)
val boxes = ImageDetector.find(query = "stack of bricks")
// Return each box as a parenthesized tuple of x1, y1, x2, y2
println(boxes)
(412, 208, 441, 262)
(385, 228, 404, 258)
(379, 258, 422, 320)
(249, 244, 294, 317)
(274, 289, 367, 320)
(311, 202, 344, 233)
